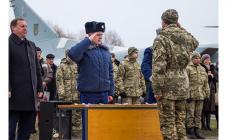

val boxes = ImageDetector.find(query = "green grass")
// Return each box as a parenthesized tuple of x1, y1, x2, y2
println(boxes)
(199, 119, 218, 139)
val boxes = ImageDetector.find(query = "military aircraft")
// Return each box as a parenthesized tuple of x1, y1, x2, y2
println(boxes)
(10, 0, 218, 65)
(10, 0, 131, 65)
(10, 0, 77, 64)
(113, 26, 218, 64)
(112, 43, 218, 64)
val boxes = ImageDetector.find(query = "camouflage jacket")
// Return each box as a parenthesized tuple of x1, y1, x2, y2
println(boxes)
(113, 62, 120, 95)
(186, 62, 210, 100)
(56, 58, 79, 101)
(113, 62, 118, 80)
(116, 58, 145, 97)
(152, 24, 199, 100)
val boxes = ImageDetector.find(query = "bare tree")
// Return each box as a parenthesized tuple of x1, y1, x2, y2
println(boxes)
(103, 30, 124, 46)
(52, 24, 67, 38)
(65, 32, 77, 40)
(49, 21, 124, 46)
(77, 29, 86, 41)
(48, 21, 77, 39)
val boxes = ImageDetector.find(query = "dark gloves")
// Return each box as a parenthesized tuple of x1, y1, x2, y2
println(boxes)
(187, 98, 192, 103)
(119, 92, 127, 98)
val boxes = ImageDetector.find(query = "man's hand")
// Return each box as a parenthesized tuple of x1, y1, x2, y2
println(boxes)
(9, 91, 11, 98)
(108, 96, 113, 103)
(37, 92, 44, 99)
(154, 94, 162, 101)
(88, 32, 97, 42)
(208, 71, 214, 78)
(42, 82, 47, 89)
(149, 76, 153, 82)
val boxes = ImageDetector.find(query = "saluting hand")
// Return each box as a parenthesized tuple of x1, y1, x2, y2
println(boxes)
(88, 32, 97, 41)
(9, 91, 11, 98)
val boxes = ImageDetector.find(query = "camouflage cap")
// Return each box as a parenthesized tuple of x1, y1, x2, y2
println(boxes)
(191, 51, 201, 60)
(128, 47, 138, 55)
(161, 9, 179, 24)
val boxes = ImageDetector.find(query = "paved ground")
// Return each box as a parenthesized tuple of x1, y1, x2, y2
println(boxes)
(30, 117, 218, 140)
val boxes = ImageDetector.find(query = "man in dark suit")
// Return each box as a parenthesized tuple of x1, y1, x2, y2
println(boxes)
(9, 18, 43, 140)
(45, 54, 58, 100)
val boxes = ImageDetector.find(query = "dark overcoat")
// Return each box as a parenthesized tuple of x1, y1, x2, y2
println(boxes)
(9, 33, 43, 111)
(201, 63, 217, 112)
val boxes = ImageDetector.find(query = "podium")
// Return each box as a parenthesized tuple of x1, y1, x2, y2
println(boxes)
(39, 101, 73, 140)
(58, 104, 163, 140)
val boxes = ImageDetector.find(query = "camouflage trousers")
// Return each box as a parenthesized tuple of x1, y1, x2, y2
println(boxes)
(186, 100, 203, 128)
(71, 110, 82, 138)
(122, 97, 140, 104)
(158, 98, 187, 140)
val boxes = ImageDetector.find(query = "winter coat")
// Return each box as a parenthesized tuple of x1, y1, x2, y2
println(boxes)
(186, 62, 210, 100)
(141, 47, 156, 103)
(68, 38, 114, 96)
(42, 63, 53, 89)
(47, 64, 58, 100)
(56, 57, 79, 101)
(9, 33, 43, 111)
(152, 24, 199, 100)
(116, 58, 145, 97)
(201, 63, 217, 112)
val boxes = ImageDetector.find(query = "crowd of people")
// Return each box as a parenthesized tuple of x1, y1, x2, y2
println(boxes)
(9, 9, 218, 140)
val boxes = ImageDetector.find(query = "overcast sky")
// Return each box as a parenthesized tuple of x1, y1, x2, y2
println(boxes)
(25, 0, 218, 48)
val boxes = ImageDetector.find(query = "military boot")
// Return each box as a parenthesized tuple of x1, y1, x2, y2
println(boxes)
(194, 127, 205, 139)
(201, 113, 207, 130)
(186, 127, 191, 135)
(206, 114, 212, 131)
(187, 128, 197, 139)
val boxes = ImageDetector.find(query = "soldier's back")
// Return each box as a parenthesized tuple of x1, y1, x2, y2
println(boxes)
(152, 24, 199, 100)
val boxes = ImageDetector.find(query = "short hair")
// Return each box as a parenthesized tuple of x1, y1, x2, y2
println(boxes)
(10, 17, 25, 32)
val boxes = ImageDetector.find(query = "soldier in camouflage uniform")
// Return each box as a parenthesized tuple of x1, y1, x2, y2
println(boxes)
(56, 52, 82, 138)
(111, 53, 120, 98)
(116, 47, 146, 104)
(152, 9, 199, 140)
(186, 52, 210, 139)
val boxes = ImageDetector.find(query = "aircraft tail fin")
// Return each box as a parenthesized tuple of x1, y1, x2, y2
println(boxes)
(10, 0, 58, 43)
